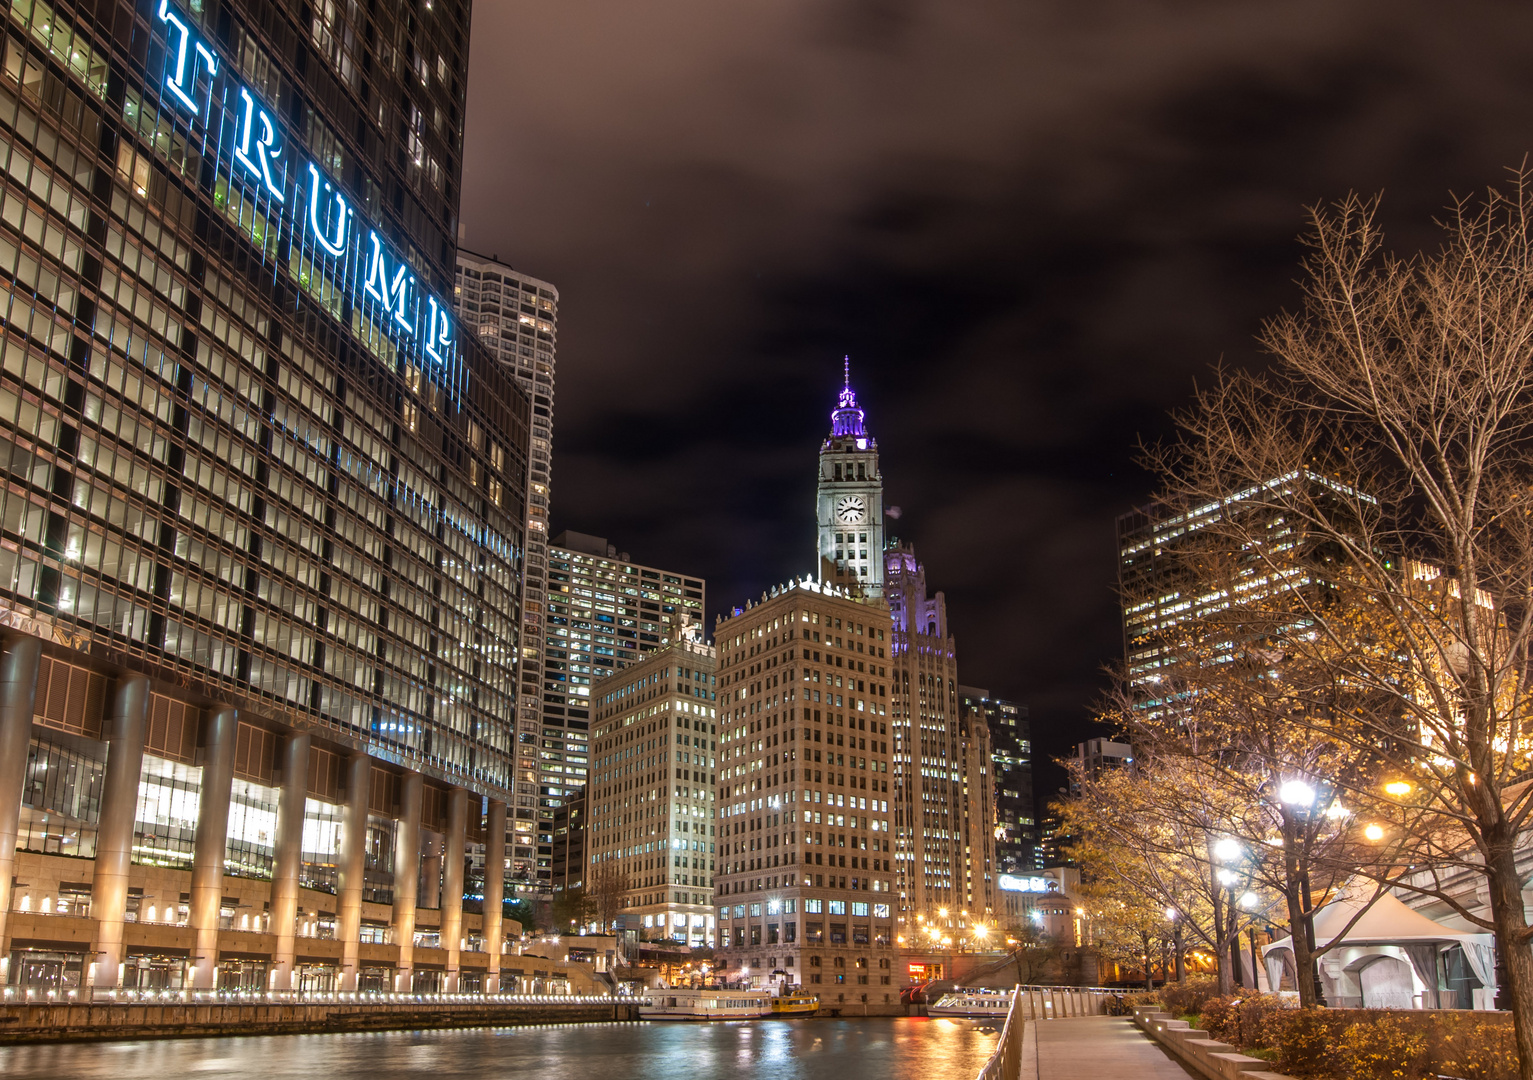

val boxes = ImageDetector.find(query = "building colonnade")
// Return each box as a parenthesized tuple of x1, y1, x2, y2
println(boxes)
(0, 633, 513, 995)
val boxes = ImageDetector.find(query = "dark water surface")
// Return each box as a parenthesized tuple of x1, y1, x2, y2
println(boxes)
(0, 1016, 999, 1079)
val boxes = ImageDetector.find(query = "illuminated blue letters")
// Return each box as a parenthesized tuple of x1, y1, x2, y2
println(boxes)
(157, 0, 217, 113)
(151, 1, 464, 397)
(425, 296, 454, 367)
(235, 88, 285, 202)
(364, 231, 415, 336)
(306, 163, 349, 257)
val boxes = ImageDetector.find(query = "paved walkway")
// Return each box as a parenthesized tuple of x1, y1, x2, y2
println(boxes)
(1021, 1016, 1198, 1080)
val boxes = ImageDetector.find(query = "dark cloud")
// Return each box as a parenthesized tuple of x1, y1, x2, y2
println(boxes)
(459, 0, 1533, 783)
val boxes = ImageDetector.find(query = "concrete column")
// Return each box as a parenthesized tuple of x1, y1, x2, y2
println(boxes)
(421, 835, 443, 908)
(391, 771, 423, 992)
(336, 751, 370, 992)
(189, 707, 238, 990)
(268, 732, 310, 991)
(441, 788, 467, 991)
(0, 634, 41, 981)
(483, 799, 505, 993)
(89, 674, 149, 990)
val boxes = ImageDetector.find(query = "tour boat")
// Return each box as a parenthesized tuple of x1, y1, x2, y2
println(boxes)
(928, 988, 1016, 1018)
(640, 988, 774, 1020)
(769, 990, 820, 1017)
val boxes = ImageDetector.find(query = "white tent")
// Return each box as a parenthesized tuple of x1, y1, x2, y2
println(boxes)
(1262, 886, 1496, 1010)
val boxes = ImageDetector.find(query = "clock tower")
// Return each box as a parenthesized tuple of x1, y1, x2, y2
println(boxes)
(817, 359, 885, 597)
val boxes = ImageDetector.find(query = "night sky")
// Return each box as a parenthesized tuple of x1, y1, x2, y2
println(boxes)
(458, 0, 1533, 793)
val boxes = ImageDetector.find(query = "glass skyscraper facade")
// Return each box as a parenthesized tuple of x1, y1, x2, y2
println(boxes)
(0, 0, 535, 996)
(0, 0, 529, 794)
(960, 687, 1036, 873)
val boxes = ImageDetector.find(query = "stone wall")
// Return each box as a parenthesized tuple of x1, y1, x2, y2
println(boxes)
(0, 1000, 635, 1043)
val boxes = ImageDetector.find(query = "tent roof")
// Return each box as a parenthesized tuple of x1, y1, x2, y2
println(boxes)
(1264, 885, 1491, 955)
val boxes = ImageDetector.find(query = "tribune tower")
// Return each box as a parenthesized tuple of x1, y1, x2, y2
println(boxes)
(816, 361, 885, 597)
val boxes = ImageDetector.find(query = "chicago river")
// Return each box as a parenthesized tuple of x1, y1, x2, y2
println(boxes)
(0, 1018, 998, 1079)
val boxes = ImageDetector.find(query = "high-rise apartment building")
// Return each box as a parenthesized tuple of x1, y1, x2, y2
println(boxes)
(453, 261, 554, 725)
(533, 530, 703, 892)
(452, 255, 556, 894)
(961, 687, 1037, 873)
(815, 363, 885, 597)
(587, 638, 718, 945)
(0, 0, 534, 995)
(713, 580, 898, 1004)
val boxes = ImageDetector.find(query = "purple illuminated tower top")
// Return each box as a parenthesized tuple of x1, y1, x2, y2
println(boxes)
(831, 356, 867, 438)
(817, 356, 883, 596)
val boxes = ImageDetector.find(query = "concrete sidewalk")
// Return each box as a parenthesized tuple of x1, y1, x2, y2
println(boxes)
(1020, 1016, 1198, 1080)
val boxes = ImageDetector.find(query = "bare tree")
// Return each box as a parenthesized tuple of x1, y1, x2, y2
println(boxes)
(1150, 170, 1533, 1074)
(587, 863, 631, 934)
(551, 886, 591, 933)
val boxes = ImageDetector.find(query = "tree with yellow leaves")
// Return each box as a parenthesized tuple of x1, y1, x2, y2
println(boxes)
(1147, 169, 1533, 1074)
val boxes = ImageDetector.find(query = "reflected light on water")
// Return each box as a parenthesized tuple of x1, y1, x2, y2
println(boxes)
(0, 1017, 1000, 1080)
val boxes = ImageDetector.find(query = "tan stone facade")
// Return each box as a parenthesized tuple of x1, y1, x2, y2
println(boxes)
(587, 638, 717, 945)
(711, 581, 901, 1007)
(885, 545, 995, 934)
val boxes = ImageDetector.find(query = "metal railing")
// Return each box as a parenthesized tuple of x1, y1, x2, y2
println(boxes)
(973, 985, 1128, 1080)
(975, 987, 1025, 1080)
(1, 988, 649, 1007)
(1012, 986, 1123, 1020)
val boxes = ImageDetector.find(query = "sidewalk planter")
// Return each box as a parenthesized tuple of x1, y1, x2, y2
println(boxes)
(1135, 1008, 1296, 1080)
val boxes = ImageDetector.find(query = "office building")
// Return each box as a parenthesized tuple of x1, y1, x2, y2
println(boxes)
(0, 0, 536, 994)
(885, 543, 987, 930)
(1038, 814, 1075, 870)
(815, 362, 885, 597)
(550, 785, 586, 901)
(957, 710, 997, 919)
(533, 531, 704, 893)
(1074, 737, 1133, 780)
(587, 637, 717, 945)
(1045, 740, 1128, 873)
(452, 254, 556, 894)
(1117, 471, 1369, 706)
(713, 579, 899, 1005)
(961, 687, 1037, 873)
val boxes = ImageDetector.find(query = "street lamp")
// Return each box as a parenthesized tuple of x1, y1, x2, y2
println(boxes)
(1279, 777, 1325, 1005)
(1279, 779, 1316, 807)
(1212, 837, 1243, 863)
(1210, 838, 1250, 989)
(1164, 907, 1184, 983)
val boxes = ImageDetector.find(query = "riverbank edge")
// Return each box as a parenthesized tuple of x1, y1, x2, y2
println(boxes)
(0, 1001, 640, 1044)
(0, 1000, 927, 1043)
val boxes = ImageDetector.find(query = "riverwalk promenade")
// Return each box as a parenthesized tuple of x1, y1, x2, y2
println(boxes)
(1023, 1016, 1195, 1080)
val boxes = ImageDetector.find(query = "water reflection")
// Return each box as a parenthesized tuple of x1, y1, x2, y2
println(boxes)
(0, 1017, 998, 1079)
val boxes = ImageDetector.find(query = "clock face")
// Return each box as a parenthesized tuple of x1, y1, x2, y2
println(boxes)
(836, 495, 867, 524)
